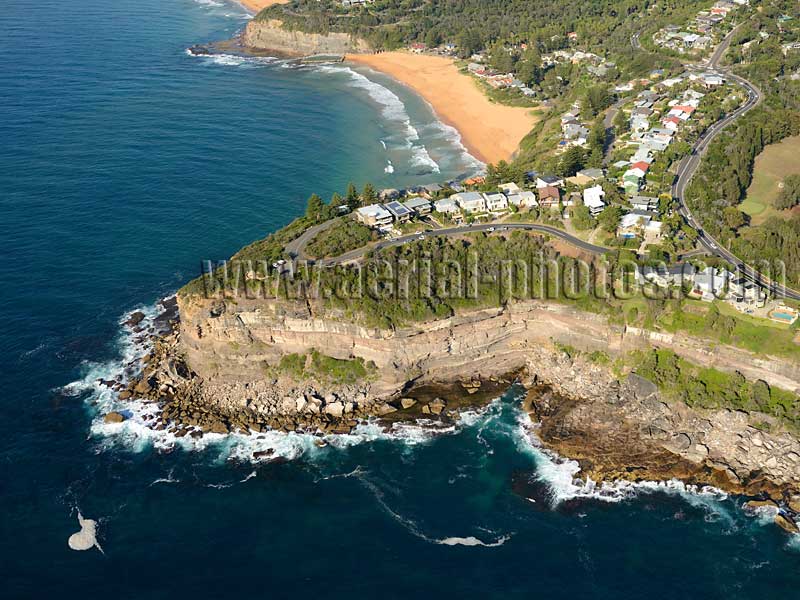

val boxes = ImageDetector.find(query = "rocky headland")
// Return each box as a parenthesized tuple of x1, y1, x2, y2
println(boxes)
(107, 293, 800, 530)
(242, 18, 371, 56)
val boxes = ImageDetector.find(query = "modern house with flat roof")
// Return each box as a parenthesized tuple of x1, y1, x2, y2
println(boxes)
(356, 204, 393, 228)
(384, 200, 413, 223)
(485, 193, 509, 211)
(583, 185, 606, 216)
(403, 196, 433, 215)
(434, 197, 460, 214)
(451, 191, 487, 213)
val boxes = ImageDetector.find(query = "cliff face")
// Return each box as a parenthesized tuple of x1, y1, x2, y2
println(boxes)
(242, 19, 371, 56)
(177, 295, 800, 394)
(138, 294, 800, 500)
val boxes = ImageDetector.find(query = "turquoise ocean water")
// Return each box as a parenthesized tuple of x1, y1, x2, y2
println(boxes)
(2, 0, 800, 596)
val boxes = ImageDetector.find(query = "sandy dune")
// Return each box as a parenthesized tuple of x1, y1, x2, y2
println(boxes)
(348, 52, 540, 165)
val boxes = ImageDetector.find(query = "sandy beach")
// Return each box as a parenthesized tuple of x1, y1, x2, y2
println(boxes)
(239, 0, 288, 14)
(347, 52, 541, 164)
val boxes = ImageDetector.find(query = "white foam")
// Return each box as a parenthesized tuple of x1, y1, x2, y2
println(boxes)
(437, 535, 511, 547)
(409, 145, 440, 174)
(515, 411, 731, 518)
(384, 160, 394, 174)
(422, 119, 486, 174)
(359, 474, 511, 547)
(186, 50, 281, 69)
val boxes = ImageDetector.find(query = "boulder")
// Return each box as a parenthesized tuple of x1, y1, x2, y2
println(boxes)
(429, 398, 447, 415)
(208, 420, 230, 435)
(375, 403, 398, 416)
(295, 396, 308, 413)
(400, 398, 417, 409)
(421, 405, 431, 415)
(775, 514, 800, 534)
(324, 401, 344, 418)
(118, 390, 132, 400)
(788, 496, 800, 514)
(125, 311, 146, 328)
(103, 412, 126, 424)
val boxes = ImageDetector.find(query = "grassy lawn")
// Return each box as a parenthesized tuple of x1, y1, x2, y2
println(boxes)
(742, 135, 800, 225)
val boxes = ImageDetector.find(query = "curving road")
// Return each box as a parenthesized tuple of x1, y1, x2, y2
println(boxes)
(309, 222, 609, 266)
(670, 24, 800, 300)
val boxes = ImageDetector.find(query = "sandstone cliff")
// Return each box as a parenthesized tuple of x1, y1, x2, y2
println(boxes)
(242, 19, 371, 56)
(126, 294, 800, 504)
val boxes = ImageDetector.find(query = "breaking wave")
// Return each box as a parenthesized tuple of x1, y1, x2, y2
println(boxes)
(514, 411, 733, 521)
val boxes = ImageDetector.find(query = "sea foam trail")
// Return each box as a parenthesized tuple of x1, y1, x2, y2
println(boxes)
(359, 474, 512, 548)
(514, 411, 733, 521)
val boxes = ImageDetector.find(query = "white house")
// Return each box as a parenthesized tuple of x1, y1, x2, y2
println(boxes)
(499, 182, 520, 195)
(356, 204, 393, 228)
(434, 197, 460, 214)
(485, 193, 509, 211)
(507, 191, 538, 208)
(583, 185, 606, 216)
(535, 175, 564, 189)
(451, 191, 487, 213)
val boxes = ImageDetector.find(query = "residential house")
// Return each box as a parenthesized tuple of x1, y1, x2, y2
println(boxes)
(693, 267, 730, 300)
(617, 211, 652, 237)
(434, 197, 460, 214)
(403, 197, 433, 216)
(451, 191, 487, 213)
(499, 182, 520, 195)
(583, 185, 606, 216)
(631, 195, 659, 212)
(507, 191, 538, 208)
(485, 193, 509, 212)
(383, 200, 413, 223)
(538, 186, 561, 207)
(420, 183, 442, 198)
(536, 175, 564, 189)
(356, 204, 393, 228)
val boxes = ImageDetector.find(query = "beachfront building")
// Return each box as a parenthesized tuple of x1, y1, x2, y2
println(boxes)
(451, 191, 487, 214)
(499, 182, 520, 195)
(403, 197, 433, 216)
(384, 200, 413, 223)
(583, 185, 606, 216)
(356, 204, 393, 228)
(538, 186, 561, 208)
(507, 191, 538, 208)
(434, 197, 460, 214)
(485, 193, 509, 212)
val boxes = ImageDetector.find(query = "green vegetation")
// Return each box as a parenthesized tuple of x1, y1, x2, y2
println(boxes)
(277, 349, 376, 385)
(633, 348, 800, 428)
(306, 218, 377, 259)
(688, 0, 800, 287)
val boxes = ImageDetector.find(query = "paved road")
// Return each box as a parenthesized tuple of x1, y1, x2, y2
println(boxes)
(670, 25, 800, 300)
(285, 216, 339, 261)
(316, 222, 609, 266)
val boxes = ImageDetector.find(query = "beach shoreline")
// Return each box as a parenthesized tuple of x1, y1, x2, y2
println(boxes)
(347, 52, 541, 165)
(237, 0, 288, 15)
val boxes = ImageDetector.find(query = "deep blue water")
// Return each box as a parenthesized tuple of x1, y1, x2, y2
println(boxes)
(2, 0, 799, 597)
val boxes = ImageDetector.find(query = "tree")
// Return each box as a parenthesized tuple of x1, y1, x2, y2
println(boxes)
(597, 205, 623, 232)
(345, 182, 360, 211)
(722, 206, 746, 229)
(305, 193, 326, 223)
(424, 28, 442, 49)
(776, 174, 800, 210)
(456, 29, 482, 58)
(331, 192, 344, 212)
(362, 183, 378, 205)
(584, 85, 611, 117)
(572, 205, 594, 230)
(559, 146, 585, 176)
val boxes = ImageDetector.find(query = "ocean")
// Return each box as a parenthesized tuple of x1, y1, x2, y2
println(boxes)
(1, 0, 799, 596)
